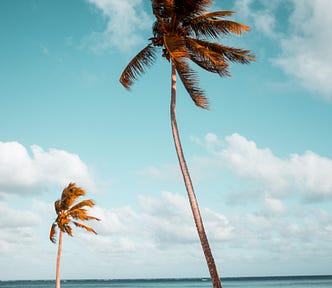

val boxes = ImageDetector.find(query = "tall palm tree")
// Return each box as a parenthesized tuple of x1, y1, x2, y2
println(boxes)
(120, 1, 254, 287)
(49, 182, 100, 288)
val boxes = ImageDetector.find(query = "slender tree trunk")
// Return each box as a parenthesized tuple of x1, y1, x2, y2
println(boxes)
(56, 230, 63, 288)
(170, 61, 222, 288)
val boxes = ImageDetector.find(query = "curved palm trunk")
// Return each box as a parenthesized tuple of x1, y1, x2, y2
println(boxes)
(170, 61, 222, 288)
(56, 230, 63, 288)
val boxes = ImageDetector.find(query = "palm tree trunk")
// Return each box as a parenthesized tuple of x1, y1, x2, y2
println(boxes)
(170, 61, 222, 288)
(56, 230, 63, 288)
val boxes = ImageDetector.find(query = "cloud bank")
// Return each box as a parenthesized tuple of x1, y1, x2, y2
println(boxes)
(201, 133, 332, 200)
(85, 0, 151, 53)
(0, 141, 95, 196)
(235, 0, 332, 100)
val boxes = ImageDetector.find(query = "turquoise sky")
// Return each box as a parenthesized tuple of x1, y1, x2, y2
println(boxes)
(1, 0, 332, 281)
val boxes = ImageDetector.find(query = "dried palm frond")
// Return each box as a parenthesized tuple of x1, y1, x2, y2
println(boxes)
(185, 37, 230, 77)
(69, 209, 100, 221)
(194, 39, 255, 63)
(164, 35, 190, 59)
(73, 221, 98, 234)
(174, 0, 212, 18)
(69, 199, 95, 211)
(188, 18, 249, 39)
(173, 58, 208, 109)
(54, 200, 62, 214)
(63, 225, 73, 237)
(120, 44, 158, 88)
(50, 223, 57, 243)
(60, 183, 86, 210)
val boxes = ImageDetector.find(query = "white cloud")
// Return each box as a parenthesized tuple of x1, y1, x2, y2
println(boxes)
(78, 191, 233, 258)
(274, 0, 332, 99)
(200, 133, 332, 200)
(234, 0, 332, 100)
(0, 202, 41, 254)
(85, 0, 151, 53)
(234, 0, 281, 38)
(140, 132, 332, 200)
(0, 141, 95, 196)
(138, 191, 234, 246)
(137, 164, 181, 183)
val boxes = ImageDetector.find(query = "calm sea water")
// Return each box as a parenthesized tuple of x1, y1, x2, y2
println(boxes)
(0, 276, 331, 288)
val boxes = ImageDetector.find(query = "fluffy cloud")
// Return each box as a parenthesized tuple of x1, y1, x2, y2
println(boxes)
(137, 164, 181, 183)
(0, 141, 95, 196)
(156, 132, 332, 201)
(199, 133, 332, 200)
(89, 191, 233, 255)
(234, 0, 332, 100)
(274, 0, 332, 99)
(0, 202, 41, 254)
(85, 0, 151, 53)
(234, 0, 280, 38)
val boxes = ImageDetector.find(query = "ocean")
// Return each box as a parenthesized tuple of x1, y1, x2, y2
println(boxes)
(0, 276, 331, 288)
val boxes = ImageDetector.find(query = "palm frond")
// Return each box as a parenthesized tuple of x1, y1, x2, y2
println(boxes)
(173, 58, 208, 109)
(60, 183, 86, 210)
(63, 224, 73, 237)
(73, 221, 98, 235)
(120, 44, 158, 88)
(186, 37, 230, 77)
(152, 0, 174, 19)
(54, 200, 61, 214)
(69, 199, 95, 211)
(188, 16, 250, 38)
(164, 35, 190, 59)
(192, 11, 235, 20)
(174, 0, 212, 19)
(194, 39, 254, 64)
(50, 223, 57, 243)
(69, 208, 100, 221)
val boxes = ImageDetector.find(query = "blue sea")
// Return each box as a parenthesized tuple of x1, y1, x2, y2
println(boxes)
(1, 276, 331, 288)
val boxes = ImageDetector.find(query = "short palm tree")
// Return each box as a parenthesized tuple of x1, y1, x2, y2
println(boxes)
(49, 183, 100, 288)
(120, 1, 254, 287)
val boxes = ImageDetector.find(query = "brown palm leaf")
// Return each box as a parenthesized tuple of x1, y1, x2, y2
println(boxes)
(173, 58, 208, 109)
(50, 223, 57, 243)
(73, 221, 98, 235)
(194, 39, 254, 63)
(69, 199, 95, 211)
(174, 0, 212, 18)
(63, 224, 73, 237)
(60, 183, 86, 210)
(120, 44, 158, 88)
(54, 200, 62, 215)
(164, 35, 190, 59)
(189, 17, 250, 39)
(185, 37, 230, 77)
(69, 209, 100, 221)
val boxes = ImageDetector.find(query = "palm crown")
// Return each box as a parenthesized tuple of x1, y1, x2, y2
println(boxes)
(49, 182, 100, 243)
(120, 0, 254, 109)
